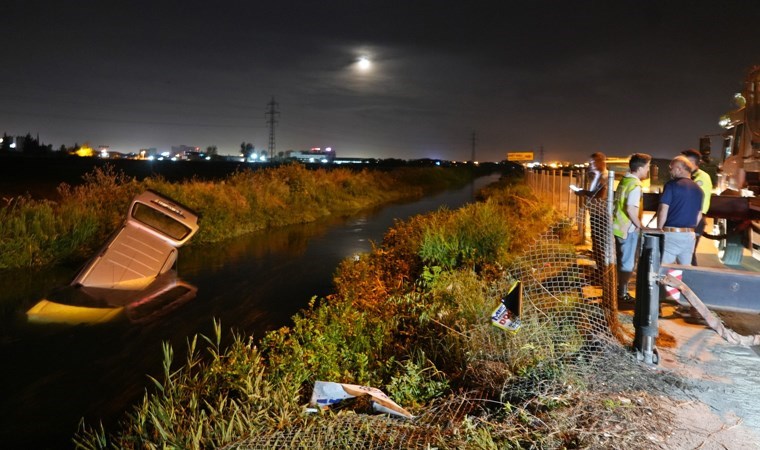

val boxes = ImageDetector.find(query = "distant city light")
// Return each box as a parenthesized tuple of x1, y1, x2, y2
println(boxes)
(74, 146, 94, 157)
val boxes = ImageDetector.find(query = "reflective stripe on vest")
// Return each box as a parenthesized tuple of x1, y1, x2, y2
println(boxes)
(692, 169, 712, 214)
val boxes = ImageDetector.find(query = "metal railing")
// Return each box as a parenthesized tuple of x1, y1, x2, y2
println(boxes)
(525, 168, 615, 258)
(524, 168, 586, 220)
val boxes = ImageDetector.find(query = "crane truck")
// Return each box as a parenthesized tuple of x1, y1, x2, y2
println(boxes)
(703, 65, 760, 264)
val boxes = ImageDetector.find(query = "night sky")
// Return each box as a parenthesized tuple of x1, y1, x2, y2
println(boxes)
(2, 0, 759, 162)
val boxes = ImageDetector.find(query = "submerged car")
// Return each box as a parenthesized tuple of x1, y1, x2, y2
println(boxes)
(26, 190, 200, 324)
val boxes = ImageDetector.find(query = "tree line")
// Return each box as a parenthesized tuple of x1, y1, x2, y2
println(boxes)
(0, 132, 81, 155)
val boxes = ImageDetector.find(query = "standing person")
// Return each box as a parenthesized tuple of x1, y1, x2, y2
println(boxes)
(612, 153, 651, 302)
(575, 152, 609, 270)
(657, 156, 704, 265)
(681, 149, 712, 265)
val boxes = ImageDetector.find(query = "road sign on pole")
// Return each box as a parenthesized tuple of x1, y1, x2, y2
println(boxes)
(507, 152, 534, 161)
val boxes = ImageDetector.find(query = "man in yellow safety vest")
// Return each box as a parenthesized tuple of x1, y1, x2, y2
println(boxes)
(612, 153, 652, 302)
(680, 149, 712, 265)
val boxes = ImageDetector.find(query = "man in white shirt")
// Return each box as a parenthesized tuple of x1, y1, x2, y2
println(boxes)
(612, 153, 651, 302)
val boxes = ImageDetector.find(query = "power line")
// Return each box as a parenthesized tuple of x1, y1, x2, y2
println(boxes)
(265, 96, 279, 159)
(0, 109, 252, 129)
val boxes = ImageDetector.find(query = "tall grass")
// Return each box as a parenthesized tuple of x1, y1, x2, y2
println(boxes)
(418, 201, 513, 271)
(75, 180, 606, 449)
(0, 164, 473, 270)
(74, 320, 304, 450)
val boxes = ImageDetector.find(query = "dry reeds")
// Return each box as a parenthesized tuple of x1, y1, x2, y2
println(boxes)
(73, 177, 685, 449)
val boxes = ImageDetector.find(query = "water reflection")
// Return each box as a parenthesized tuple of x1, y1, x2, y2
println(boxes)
(26, 272, 198, 325)
(0, 174, 500, 446)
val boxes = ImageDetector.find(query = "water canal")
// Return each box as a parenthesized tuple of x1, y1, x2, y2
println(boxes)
(0, 174, 500, 447)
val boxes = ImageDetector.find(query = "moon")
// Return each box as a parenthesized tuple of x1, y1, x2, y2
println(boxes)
(357, 56, 371, 71)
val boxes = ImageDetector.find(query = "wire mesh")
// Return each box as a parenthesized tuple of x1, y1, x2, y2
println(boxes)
(221, 414, 443, 450)
(222, 172, 678, 449)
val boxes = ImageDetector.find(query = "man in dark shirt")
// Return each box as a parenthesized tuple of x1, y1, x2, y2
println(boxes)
(657, 155, 704, 265)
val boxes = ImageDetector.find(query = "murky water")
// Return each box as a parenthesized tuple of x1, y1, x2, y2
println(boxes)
(0, 175, 499, 447)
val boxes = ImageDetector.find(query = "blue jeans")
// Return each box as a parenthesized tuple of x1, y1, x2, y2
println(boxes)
(662, 232, 695, 265)
(615, 232, 639, 272)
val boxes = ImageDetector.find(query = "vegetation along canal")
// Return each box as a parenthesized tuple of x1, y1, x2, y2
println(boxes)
(0, 174, 500, 447)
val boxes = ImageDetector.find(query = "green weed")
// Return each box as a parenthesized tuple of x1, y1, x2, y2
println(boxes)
(0, 164, 474, 270)
(73, 175, 653, 449)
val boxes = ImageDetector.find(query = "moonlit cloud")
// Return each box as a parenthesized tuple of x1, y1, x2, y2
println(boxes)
(1, 1, 759, 161)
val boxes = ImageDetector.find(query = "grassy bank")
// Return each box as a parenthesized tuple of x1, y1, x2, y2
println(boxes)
(0, 163, 474, 270)
(74, 178, 674, 449)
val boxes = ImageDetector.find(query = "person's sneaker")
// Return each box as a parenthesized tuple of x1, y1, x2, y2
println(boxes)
(620, 293, 636, 303)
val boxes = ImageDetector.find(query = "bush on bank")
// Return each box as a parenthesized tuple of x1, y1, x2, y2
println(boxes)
(76, 177, 616, 449)
(0, 164, 473, 270)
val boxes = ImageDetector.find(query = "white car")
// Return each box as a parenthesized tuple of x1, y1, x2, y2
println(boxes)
(27, 190, 200, 324)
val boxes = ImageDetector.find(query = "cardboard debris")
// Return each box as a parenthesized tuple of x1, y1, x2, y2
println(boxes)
(309, 381, 413, 419)
(491, 280, 522, 332)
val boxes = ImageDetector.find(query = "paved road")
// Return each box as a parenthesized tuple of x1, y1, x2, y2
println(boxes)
(654, 221, 760, 448)
(692, 221, 760, 333)
(658, 310, 760, 449)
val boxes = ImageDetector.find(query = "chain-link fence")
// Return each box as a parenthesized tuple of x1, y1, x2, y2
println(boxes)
(221, 170, 671, 450)
(525, 168, 620, 315)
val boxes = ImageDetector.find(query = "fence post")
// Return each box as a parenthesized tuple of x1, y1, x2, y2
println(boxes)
(602, 170, 618, 328)
(578, 170, 587, 239)
(633, 232, 662, 365)
(542, 169, 548, 200)
(562, 170, 573, 218)
(605, 170, 615, 267)
(551, 169, 557, 206)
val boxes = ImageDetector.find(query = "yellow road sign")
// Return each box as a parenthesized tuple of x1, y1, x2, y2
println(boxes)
(507, 152, 534, 161)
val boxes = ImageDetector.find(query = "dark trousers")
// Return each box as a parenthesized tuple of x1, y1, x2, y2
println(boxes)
(691, 216, 706, 266)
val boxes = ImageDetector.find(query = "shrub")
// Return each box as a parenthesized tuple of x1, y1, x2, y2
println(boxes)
(76, 174, 641, 449)
(419, 201, 512, 271)
(0, 164, 473, 269)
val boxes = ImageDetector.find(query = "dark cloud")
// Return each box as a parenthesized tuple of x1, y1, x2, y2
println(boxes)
(2, 0, 759, 161)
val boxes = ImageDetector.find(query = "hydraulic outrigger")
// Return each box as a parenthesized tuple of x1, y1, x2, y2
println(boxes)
(633, 232, 760, 364)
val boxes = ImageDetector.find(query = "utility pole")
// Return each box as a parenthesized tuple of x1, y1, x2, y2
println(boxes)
(470, 131, 477, 162)
(265, 97, 279, 159)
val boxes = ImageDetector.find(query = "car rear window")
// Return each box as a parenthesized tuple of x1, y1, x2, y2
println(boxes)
(132, 202, 193, 241)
